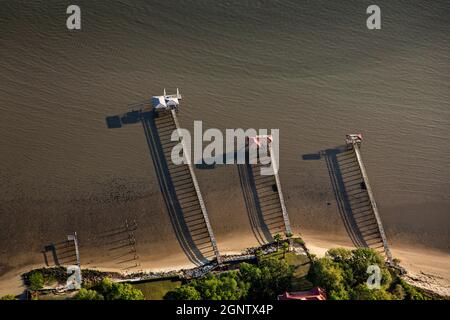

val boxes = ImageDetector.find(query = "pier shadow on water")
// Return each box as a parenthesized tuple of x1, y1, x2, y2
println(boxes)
(302, 145, 368, 248)
(95, 220, 141, 271)
(192, 148, 274, 245)
(106, 107, 208, 266)
(42, 240, 77, 267)
(237, 162, 274, 245)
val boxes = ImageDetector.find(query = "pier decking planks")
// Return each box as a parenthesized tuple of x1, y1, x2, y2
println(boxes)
(153, 110, 221, 264)
(336, 144, 393, 263)
(246, 150, 292, 238)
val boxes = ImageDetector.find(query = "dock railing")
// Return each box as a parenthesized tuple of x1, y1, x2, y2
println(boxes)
(351, 141, 393, 264)
(170, 109, 222, 264)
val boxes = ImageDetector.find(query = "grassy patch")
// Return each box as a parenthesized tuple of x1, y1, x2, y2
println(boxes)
(132, 278, 182, 300)
(285, 252, 313, 291)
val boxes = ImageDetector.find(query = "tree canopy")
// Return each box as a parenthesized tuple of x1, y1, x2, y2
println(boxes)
(308, 247, 432, 300)
(165, 258, 293, 300)
(74, 288, 104, 300)
(76, 278, 144, 300)
(165, 247, 434, 301)
(97, 278, 144, 300)
(28, 272, 44, 290)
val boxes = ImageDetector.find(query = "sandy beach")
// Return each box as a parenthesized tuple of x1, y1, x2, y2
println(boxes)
(1, 227, 449, 297)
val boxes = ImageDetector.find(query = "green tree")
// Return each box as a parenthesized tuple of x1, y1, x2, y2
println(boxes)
(165, 285, 201, 300)
(191, 271, 249, 300)
(392, 284, 406, 300)
(309, 257, 349, 300)
(273, 234, 282, 249)
(398, 279, 431, 300)
(28, 272, 44, 290)
(326, 248, 352, 262)
(347, 248, 389, 287)
(240, 258, 293, 299)
(282, 242, 289, 259)
(97, 278, 144, 300)
(0, 294, 17, 300)
(309, 248, 413, 300)
(351, 284, 394, 300)
(255, 249, 263, 260)
(74, 288, 104, 300)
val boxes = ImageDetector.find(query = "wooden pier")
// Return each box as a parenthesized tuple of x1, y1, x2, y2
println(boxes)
(67, 232, 80, 267)
(243, 136, 292, 239)
(145, 107, 221, 265)
(269, 143, 292, 235)
(337, 135, 393, 263)
(170, 109, 222, 264)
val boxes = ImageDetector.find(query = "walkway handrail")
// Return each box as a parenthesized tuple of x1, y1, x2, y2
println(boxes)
(352, 142, 393, 264)
(269, 144, 292, 236)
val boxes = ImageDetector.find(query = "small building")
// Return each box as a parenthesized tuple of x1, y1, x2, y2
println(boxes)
(346, 133, 363, 147)
(151, 88, 182, 111)
(277, 287, 327, 300)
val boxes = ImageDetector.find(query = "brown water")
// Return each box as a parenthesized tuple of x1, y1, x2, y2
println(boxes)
(0, 1, 449, 274)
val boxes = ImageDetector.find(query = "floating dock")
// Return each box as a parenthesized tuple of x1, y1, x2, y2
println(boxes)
(337, 135, 393, 263)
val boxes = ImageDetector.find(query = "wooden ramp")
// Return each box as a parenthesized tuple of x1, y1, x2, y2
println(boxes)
(145, 109, 221, 264)
(335, 143, 393, 263)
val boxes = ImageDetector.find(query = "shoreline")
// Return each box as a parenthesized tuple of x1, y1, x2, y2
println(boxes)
(1, 231, 449, 298)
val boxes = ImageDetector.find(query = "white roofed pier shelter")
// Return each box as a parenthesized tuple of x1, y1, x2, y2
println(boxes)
(151, 88, 182, 111)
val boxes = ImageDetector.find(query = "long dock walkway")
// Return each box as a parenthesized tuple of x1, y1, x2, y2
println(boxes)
(336, 137, 393, 263)
(144, 109, 221, 265)
(240, 137, 292, 240)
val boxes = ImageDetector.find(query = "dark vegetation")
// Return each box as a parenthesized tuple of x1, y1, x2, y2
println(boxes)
(165, 257, 293, 300)
(164, 247, 438, 300)
(19, 246, 441, 300)
(75, 278, 144, 300)
(22, 266, 122, 290)
(308, 248, 434, 300)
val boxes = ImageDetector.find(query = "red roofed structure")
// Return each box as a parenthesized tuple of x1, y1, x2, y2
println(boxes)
(277, 287, 327, 300)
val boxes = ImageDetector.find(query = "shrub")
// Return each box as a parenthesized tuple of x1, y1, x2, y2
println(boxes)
(351, 284, 394, 300)
(274, 234, 283, 241)
(392, 284, 406, 300)
(240, 258, 293, 299)
(398, 279, 432, 300)
(165, 285, 201, 300)
(28, 272, 45, 290)
(74, 288, 104, 300)
(97, 278, 144, 300)
(309, 257, 349, 300)
(309, 248, 396, 300)
(166, 257, 293, 300)
(168, 271, 248, 300)
(0, 295, 17, 300)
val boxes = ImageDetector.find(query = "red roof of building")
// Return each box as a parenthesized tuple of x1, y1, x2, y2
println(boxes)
(277, 287, 327, 300)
